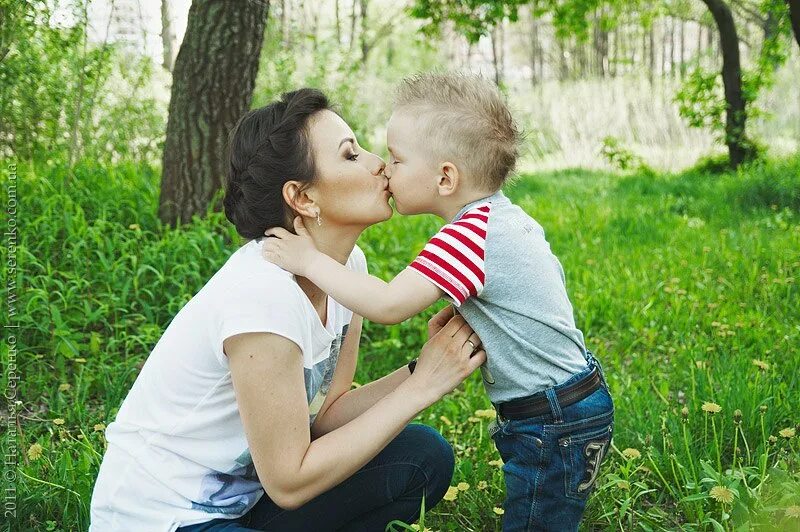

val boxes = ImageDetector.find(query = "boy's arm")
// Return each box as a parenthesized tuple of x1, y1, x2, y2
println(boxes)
(263, 217, 442, 324)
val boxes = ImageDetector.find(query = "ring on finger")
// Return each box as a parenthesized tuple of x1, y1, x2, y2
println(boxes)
(466, 340, 476, 351)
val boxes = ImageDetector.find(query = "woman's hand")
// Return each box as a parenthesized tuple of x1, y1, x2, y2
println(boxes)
(263, 217, 320, 276)
(427, 305, 456, 338)
(410, 313, 486, 405)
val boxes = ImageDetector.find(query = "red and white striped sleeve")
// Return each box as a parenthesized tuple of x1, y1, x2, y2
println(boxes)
(407, 202, 491, 306)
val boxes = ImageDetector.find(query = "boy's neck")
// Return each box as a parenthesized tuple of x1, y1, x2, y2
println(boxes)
(434, 188, 500, 222)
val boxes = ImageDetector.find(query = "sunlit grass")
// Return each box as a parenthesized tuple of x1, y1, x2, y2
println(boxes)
(3, 155, 799, 530)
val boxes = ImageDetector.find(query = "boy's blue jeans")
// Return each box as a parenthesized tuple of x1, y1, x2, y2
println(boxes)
(176, 424, 454, 531)
(489, 351, 614, 531)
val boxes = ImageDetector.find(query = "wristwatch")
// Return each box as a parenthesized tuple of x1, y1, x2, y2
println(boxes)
(407, 358, 418, 375)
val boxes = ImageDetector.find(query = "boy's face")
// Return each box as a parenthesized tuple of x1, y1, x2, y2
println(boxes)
(384, 110, 439, 215)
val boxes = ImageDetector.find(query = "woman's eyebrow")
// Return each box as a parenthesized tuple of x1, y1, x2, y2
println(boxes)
(338, 137, 355, 149)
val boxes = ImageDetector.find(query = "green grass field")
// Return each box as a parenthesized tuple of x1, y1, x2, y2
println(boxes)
(3, 156, 799, 531)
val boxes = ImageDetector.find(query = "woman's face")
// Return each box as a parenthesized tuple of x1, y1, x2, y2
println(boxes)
(305, 110, 392, 228)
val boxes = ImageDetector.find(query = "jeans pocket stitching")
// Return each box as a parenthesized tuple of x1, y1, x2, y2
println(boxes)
(559, 424, 612, 501)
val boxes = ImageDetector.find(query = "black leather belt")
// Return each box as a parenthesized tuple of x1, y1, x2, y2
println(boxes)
(495, 367, 602, 420)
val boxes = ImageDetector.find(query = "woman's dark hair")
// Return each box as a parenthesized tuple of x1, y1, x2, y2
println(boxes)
(224, 88, 332, 239)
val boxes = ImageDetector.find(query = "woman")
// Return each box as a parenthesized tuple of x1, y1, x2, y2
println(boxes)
(90, 88, 486, 531)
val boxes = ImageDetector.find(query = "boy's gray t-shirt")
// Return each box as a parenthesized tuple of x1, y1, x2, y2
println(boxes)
(407, 189, 588, 403)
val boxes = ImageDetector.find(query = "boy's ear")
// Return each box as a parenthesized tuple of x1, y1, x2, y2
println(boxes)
(436, 162, 460, 197)
(282, 181, 318, 218)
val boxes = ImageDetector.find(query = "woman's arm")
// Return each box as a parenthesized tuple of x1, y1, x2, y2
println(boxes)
(311, 305, 459, 438)
(225, 312, 484, 511)
(263, 218, 442, 324)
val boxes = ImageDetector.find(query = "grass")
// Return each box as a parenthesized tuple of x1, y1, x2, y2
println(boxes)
(2, 155, 799, 531)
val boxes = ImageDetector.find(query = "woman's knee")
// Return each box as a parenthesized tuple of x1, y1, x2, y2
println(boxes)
(403, 424, 455, 499)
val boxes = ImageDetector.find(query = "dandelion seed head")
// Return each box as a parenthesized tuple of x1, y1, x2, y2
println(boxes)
(709, 485, 734, 504)
(622, 448, 641, 460)
(27, 443, 43, 461)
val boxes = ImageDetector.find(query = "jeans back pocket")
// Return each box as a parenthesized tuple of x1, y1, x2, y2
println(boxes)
(558, 421, 613, 500)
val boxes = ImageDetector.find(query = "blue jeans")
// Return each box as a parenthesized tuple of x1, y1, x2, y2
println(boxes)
(489, 352, 614, 531)
(176, 424, 454, 532)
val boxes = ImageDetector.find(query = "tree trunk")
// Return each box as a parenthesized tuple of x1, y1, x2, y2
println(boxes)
(701, 0, 748, 168)
(491, 26, 502, 85)
(349, 0, 358, 52)
(785, 0, 800, 49)
(697, 22, 703, 62)
(530, 7, 540, 85)
(679, 19, 685, 77)
(158, 0, 269, 226)
(669, 17, 675, 76)
(280, 0, 289, 46)
(334, 0, 341, 45)
(649, 26, 655, 84)
(359, 0, 369, 64)
(160, 0, 176, 71)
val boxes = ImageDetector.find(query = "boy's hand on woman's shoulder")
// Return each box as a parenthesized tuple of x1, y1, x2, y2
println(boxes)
(262, 216, 320, 277)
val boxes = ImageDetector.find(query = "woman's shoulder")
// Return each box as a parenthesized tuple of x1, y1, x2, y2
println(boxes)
(210, 239, 304, 302)
(346, 244, 368, 274)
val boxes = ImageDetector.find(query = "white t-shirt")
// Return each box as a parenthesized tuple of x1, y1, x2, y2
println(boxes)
(90, 239, 366, 531)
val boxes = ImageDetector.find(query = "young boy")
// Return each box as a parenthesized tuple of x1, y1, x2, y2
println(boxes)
(262, 72, 614, 531)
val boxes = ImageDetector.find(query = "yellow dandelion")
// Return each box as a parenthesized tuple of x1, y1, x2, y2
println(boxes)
(488, 459, 504, 467)
(439, 416, 452, 426)
(443, 486, 459, 501)
(786, 505, 800, 518)
(616, 480, 630, 490)
(752, 359, 770, 371)
(474, 409, 495, 419)
(128, 223, 141, 230)
(779, 427, 796, 439)
(58, 383, 71, 392)
(27, 443, 43, 461)
(709, 485, 734, 504)
(457, 482, 470, 491)
(769, 435, 778, 444)
(702, 402, 722, 414)
(93, 423, 106, 432)
(622, 448, 641, 460)
(468, 416, 481, 423)
(493, 507, 505, 515)
(53, 418, 65, 426)
(477, 480, 488, 490)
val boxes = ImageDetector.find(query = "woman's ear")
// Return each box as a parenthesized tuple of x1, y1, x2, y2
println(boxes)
(436, 162, 460, 197)
(282, 181, 318, 218)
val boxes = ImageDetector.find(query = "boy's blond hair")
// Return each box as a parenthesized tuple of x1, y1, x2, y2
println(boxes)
(394, 71, 520, 191)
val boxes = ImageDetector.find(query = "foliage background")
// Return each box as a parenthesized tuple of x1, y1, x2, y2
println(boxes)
(1, 0, 799, 530)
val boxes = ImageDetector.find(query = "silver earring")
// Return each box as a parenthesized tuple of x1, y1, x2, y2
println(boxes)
(316, 212, 322, 226)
